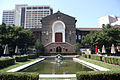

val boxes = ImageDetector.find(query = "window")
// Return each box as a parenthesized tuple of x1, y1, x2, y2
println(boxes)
(65, 49, 68, 52)
(27, 7, 31, 9)
(33, 7, 38, 9)
(50, 49, 52, 52)
(76, 35, 78, 40)
(78, 35, 81, 40)
(38, 7, 43, 9)
(44, 7, 49, 9)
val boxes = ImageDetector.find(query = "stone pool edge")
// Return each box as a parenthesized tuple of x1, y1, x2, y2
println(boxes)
(73, 58, 110, 71)
(7, 58, 45, 72)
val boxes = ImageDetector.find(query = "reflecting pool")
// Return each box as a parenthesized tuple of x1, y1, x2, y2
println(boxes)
(22, 58, 93, 74)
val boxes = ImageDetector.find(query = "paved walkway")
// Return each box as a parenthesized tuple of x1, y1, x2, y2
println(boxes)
(73, 58, 110, 71)
(7, 58, 45, 72)
(39, 74, 76, 78)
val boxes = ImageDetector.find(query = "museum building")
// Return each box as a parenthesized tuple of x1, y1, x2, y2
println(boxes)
(30, 11, 101, 53)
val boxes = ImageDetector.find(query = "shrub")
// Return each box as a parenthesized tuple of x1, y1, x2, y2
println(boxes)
(90, 55, 102, 61)
(0, 72, 39, 80)
(82, 54, 91, 58)
(77, 71, 120, 80)
(28, 54, 37, 59)
(104, 57, 120, 65)
(0, 58, 15, 69)
(15, 56, 28, 62)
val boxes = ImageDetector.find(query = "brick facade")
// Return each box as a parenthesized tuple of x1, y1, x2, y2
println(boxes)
(40, 11, 77, 53)
(30, 11, 101, 53)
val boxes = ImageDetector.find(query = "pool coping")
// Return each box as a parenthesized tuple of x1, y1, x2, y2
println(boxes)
(7, 58, 45, 72)
(6, 57, 109, 79)
(73, 58, 110, 71)
(39, 74, 76, 78)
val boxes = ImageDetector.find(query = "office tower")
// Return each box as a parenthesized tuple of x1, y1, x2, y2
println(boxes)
(2, 4, 53, 28)
(24, 6, 53, 28)
(14, 4, 28, 26)
(2, 10, 15, 26)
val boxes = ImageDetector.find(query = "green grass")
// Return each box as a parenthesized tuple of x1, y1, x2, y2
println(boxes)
(78, 57, 120, 71)
(0, 58, 41, 72)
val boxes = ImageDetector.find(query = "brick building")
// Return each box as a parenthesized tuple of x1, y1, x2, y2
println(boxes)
(31, 11, 101, 53)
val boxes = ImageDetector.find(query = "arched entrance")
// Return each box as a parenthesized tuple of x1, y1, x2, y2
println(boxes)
(56, 46, 62, 52)
(52, 20, 65, 42)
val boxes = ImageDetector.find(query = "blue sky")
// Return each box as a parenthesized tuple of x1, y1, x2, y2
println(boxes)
(0, 0, 120, 28)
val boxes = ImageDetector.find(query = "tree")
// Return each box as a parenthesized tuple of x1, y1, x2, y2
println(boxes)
(82, 24, 120, 53)
(35, 39, 44, 55)
(0, 24, 35, 55)
(74, 43, 83, 53)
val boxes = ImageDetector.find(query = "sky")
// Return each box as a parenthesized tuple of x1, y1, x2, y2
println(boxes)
(0, 0, 120, 28)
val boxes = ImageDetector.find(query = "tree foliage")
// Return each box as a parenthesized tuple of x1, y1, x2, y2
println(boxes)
(0, 24, 34, 54)
(74, 43, 83, 53)
(35, 39, 44, 54)
(82, 24, 120, 52)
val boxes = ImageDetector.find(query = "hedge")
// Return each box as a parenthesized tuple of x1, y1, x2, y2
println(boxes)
(15, 56, 28, 62)
(41, 52, 77, 56)
(77, 71, 120, 80)
(28, 54, 37, 59)
(104, 57, 120, 65)
(82, 54, 91, 58)
(0, 58, 15, 69)
(90, 55, 103, 61)
(0, 72, 39, 80)
(82, 54, 102, 61)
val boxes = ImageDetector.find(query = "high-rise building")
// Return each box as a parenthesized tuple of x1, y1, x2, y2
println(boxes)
(98, 15, 120, 28)
(2, 10, 15, 26)
(14, 4, 28, 26)
(2, 4, 53, 28)
(24, 6, 53, 28)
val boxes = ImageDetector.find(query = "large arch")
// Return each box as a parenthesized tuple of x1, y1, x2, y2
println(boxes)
(52, 20, 65, 42)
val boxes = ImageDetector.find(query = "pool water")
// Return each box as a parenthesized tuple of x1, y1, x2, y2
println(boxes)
(22, 58, 92, 74)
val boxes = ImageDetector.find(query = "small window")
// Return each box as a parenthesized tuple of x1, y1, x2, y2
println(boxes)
(50, 49, 52, 52)
(78, 35, 81, 40)
(65, 49, 68, 52)
(76, 35, 78, 40)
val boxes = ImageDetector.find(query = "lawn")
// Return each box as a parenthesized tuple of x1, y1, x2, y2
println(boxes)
(0, 58, 41, 72)
(78, 57, 120, 71)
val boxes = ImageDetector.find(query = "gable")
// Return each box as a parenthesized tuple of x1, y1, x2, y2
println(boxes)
(41, 11, 76, 24)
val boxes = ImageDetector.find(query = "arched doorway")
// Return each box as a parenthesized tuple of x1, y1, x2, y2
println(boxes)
(52, 20, 65, 42)
(56, 46, 62, 52)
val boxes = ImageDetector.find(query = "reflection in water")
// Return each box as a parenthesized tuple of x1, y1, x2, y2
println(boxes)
(22, 58, 93, 74)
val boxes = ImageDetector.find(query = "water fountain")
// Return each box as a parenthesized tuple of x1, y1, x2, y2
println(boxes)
(55, 54, 63, 63)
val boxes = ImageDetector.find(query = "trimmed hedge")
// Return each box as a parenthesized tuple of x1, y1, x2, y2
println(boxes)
(28, 54, 37, 59)
(82, 54, 102, 61)
(0, 58, 15, 69)
(104, 57, 120, 65)
(90, 55, 103, 61)
(15, 56, 28, 62)
(82, 54, 91, 58)
(0, 72, 39, 80)
(77, 71, 120, 80)
(41, 52, 77, 56)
